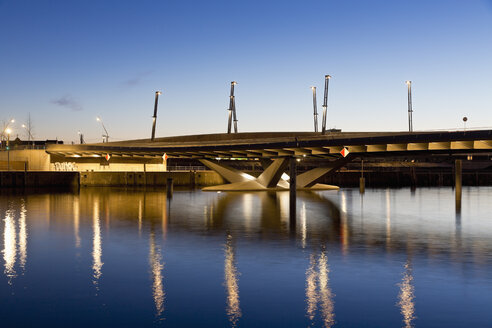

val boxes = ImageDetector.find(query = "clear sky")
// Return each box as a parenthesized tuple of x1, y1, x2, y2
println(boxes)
(1, 0, 491, 143)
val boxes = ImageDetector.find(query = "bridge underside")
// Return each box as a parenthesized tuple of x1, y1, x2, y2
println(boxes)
(199, 157, 349, 191)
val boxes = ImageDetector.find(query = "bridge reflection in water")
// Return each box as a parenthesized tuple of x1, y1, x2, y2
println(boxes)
(0, 187, 491, 327)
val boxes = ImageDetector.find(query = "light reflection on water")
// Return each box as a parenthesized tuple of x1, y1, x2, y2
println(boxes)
(0, 187, 490, 327)
(398, 259, 416, 328)
(224, 234, 241, 327)
(3, 204, 16, 283)
(92, 198, 103, 288)
(149, 229, 165, 318)
(306, 248, 335, 327)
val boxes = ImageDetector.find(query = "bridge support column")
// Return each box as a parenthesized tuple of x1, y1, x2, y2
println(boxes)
(289, 157, 296, 229)
(199, 158, 340, 191)
(455, 159, 462, 213)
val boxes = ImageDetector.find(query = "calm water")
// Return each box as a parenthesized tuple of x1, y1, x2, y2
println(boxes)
(0, 187, 491, 327)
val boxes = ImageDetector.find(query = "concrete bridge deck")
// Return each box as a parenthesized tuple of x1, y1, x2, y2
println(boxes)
(46, 130, 492, 159)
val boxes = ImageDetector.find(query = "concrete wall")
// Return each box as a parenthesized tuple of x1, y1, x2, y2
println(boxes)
(50, 153, 168, 172)
(80, 171, 224, 187)
(0, 149, 50, 170)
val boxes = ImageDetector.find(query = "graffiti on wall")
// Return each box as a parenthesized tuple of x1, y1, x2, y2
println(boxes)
(52, 162, 78, 171)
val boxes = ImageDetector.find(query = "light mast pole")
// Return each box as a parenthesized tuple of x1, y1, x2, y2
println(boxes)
(321, 75, 331, 135)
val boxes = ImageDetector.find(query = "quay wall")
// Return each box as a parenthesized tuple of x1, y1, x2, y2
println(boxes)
(0, 171, 80, 188)
(79, 171, 225, 187)
(322, 170, 492, 187)
(1, 170, 491, 188)
(0, 171, 224, 188)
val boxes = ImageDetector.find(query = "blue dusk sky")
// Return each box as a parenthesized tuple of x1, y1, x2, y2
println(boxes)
(1, 0, 491, 143)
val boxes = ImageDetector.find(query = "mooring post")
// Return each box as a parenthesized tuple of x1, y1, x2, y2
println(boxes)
(167, 177, 173, 199)
(289, 157, 297, 229)
(143, 163, 147, 186)
(24, 162, 27, 187)
(410, 166, 417, 189)
(359, 159, 365, 194)
(455, 159, 462, 213)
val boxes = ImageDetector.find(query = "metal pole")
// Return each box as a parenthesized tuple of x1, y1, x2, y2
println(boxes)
(406, 81, 413, 132)
(311, 87, 318, 132)
(7, 134, 10, 171)
(151, 91, 162, 141)
(322, 75, 331, 135)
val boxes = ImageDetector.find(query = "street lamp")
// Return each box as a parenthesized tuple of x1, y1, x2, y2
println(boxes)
(405, 81, 413, 132)
(2, 118, 15, 142)
(96, 116, 109, 143)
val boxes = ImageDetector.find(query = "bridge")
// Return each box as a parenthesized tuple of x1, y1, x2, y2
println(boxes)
(46, 129, 492, 191)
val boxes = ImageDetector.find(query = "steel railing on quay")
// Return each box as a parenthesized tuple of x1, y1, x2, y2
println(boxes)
(168, 166, 208, 171)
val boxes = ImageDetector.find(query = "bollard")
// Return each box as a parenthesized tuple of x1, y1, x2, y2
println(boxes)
(166, 177, 173, 199)
(359, 160, 365, 194)
(359, 177, 365, 194)
(143, 163, 147, 186)
(410, 166, 417, 189)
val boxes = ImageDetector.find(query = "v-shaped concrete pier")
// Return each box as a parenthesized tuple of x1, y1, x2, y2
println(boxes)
(199, 158, 343, 191)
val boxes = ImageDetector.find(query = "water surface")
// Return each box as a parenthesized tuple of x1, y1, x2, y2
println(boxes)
(0, 187, 491, 327)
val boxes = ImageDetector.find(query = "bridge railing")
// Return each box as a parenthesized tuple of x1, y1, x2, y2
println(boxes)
(168, 165, 208, 171)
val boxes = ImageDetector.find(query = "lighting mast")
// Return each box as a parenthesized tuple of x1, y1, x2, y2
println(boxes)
(151, 91, 162, 141)
(96, 116, 109, 142)
(405, 81, 413, 132)
(227, 81, 238, 133)
(321, 75, 331, 135)
(311, 86, 318, 132)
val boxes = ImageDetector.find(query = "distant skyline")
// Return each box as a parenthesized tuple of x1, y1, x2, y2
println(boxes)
(1, 0, 491, 143)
